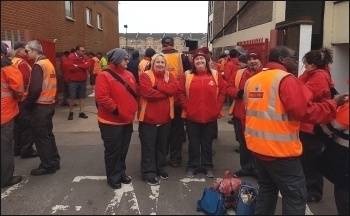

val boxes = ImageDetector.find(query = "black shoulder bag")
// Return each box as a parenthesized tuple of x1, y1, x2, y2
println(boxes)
(104, 69, 138, 100)
(95, 69, 138, 109)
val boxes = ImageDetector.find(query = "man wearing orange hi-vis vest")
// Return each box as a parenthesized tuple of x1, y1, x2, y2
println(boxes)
(160, 36, 192, 168)
(138, 53, 178, 186)
(1, 41, 25, 188)
(22, 40, 60, 176)
(244, 45, 341, 215)
(227, 48, 264, 179)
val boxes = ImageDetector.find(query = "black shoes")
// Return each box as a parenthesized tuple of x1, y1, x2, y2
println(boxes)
(108, 182, 122, 189)
(1, 175, 23, 188)
(120, 176, 132, 184)
(79, 112, 88, 119)
(20, 150, 39, 159)
(144, 177, 159, 186)
(234, 148, 240, 153)
(68, 112, 73, 120)
(228, 120, 234, 124)
(307, 195, 321, 203)
(30, 164, 57, 176)
(233, 170, 258, 179)
(158, 172, 169, 180)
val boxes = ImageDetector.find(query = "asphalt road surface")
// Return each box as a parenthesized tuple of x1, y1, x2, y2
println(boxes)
(1, 93, 338, 215)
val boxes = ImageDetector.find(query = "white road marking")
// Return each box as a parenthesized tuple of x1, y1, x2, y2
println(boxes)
(149, 185, 160, 215)
(104, 182, 140, 215)
(51, 205, 69, 214)
(1, 179, 28, 200)
(75, 206, 82, 211)
(72, 176, 106, 182)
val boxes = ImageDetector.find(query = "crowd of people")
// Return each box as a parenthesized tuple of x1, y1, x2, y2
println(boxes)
(1, 36, 348, 215)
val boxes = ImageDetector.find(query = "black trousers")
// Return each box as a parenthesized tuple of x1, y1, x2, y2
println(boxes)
(99, 122, 133, 185)
(13, 102, 35, 155)
(1, 120, 15, 186)
(232, 117, 256, 173)
(334, 184, 349, 215)
(62, 81, 69, 104)
(23, 104, 60, 169)
(186, 120, 216, 172)
(167, 106, 186, 163)
(300, 131, 323, 200)
(140, 122, 170, 179)
(254, 156, 307, 215)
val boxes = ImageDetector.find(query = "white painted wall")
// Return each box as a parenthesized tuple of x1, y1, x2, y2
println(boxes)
(331, 44, 349, 94)
(298, 24, 312, 76)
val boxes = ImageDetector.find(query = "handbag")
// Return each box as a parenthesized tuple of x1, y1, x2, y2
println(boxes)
(236, 182, 258, 215)
(197, 188, 226, 215)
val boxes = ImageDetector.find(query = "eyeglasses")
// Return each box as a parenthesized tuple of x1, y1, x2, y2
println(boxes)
(123, 57, 130, 61)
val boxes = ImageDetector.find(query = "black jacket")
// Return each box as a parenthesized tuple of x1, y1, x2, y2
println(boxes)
(127, 58, 140, 84)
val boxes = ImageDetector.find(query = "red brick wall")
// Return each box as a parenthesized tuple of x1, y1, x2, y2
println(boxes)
(238, 1, 273, 30)
(1, 1, 119, 55)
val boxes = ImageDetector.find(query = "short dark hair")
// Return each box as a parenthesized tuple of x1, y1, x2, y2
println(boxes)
(268, 45, 292, 63)
(75, 45, 83, 51)
(229, 49, 240, 58)
(131, 50, 140, 59)
(145, 48, 156, 58)
(96, 51, 102, 56)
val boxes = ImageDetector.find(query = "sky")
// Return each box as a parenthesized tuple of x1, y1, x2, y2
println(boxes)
(118, 1, 208, 33)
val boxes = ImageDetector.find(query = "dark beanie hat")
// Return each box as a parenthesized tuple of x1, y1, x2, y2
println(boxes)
(247, 48, 263, 61)
(1, 42, 8, 55)
(106, 48, 128, 65)
(161, 36, 174, 45)
(238, 54, 247, 64)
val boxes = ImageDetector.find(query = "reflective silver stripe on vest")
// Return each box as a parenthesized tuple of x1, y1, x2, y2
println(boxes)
(334, 130, 349, 148)
(246, 110, 290, 121)
(1, 91, 13, 98)
(245, 71, 297, 141)
(246, 127, 299, 142)
(331, 120, 347, 131)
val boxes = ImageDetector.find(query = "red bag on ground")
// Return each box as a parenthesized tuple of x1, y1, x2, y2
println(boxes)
(211, 171, 242, 210)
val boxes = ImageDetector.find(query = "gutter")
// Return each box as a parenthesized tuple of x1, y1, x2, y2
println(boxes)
(210, 1, 251, 44)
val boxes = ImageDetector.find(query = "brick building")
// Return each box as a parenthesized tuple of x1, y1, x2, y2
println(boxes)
(1, 1, 119, 94)
(119, 33, 207, 56)
(208, 1, 349, 93)
(1, 1, 119, 55)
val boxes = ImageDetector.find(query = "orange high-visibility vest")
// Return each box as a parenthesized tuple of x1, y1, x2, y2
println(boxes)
(138, 59, 151, 76)
(181, 69, 224, 118)
(11, 56, 32, 96)
(1, 64, 24, 125)
(161, 52, 184, 81)
(228, 68, 245, 114)
(137, 70, 174, 121)
(92, 56, 102, 75)
(35, 59, 57, 104)
(244, 69, 301, 157)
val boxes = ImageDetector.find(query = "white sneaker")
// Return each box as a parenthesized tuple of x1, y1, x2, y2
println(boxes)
(88, 92, 95, 97)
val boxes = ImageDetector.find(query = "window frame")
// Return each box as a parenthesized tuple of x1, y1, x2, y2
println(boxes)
(86, 7, 93, 27)
(97, 13, 103, 30)
(65, 1, 74, 20)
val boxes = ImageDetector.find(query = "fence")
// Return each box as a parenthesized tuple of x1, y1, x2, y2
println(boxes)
(237, 38, 269, 66)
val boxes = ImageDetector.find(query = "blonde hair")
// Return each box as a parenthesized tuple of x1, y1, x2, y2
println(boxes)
(150, 53, 167, 71)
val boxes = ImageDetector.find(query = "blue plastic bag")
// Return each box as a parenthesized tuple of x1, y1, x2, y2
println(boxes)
(197, 188, 226, 215)
(236, 182, 258, 215)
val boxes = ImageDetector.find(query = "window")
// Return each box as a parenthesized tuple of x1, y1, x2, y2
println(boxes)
(86, 8, 92, 26)
(65, 1, 73, 19)
(97, 13, 102, 30)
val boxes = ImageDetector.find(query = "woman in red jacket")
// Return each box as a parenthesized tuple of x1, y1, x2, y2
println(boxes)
(138, 53, 178, 186)
(298, 48, 335, 203)
(177, 49, 227, 178)
(95, 48, 138, 190)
